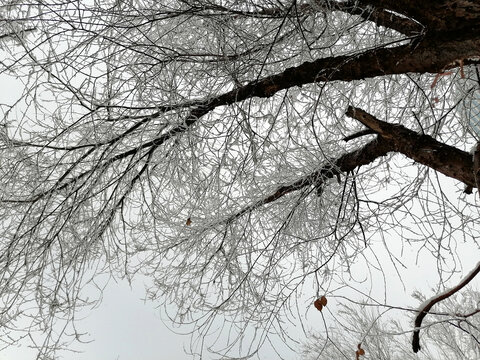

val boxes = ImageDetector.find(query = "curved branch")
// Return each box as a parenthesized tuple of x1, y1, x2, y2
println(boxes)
(411, 261, 480, 352)
(346, 106, 476, 189)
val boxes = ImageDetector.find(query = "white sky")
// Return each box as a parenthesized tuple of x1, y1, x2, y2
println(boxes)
(0, 279, 189, 360)
(61, 279, 191, 360)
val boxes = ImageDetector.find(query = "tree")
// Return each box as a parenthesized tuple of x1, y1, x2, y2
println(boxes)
(0, 0, 479, 358)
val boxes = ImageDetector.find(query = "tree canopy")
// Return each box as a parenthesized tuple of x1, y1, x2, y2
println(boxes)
(0, 0, 479, 358)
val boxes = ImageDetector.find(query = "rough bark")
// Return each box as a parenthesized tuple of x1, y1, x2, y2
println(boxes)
(346, 106, 476, 189)
(211, 35, 480, 109)
(226, 105, 478, 225)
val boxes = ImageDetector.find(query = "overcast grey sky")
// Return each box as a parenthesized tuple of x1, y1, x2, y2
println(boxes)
(0, 278, 188, 360)
(64, 279, 190, 360)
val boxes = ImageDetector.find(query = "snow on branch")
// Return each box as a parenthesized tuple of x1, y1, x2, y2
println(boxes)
(411, 261, 480, 352)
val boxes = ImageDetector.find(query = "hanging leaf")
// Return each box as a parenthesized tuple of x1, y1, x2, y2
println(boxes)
(314, 296, 327, 312)
(355, 343, 365, 360)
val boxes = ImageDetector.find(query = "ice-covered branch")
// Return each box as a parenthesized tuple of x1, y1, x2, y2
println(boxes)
(411, 261, 480, 352)
(223, 135, 392, 223)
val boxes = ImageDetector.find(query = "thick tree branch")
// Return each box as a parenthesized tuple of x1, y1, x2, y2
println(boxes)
(59, 35, 476, 198)
(223, 136, 392, 224)
(473, 142, 480, 192)
(346, 106, 476, 189)
(212, 35, 480, 107)
(412, 261, 480, 352)
(221, 102, 478, 223)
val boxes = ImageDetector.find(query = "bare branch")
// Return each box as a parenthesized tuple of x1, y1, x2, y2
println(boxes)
(346, 106, 476, 189)
(0, 27, 36, 41)
(343, 129, 376, 142)
(223, 136, 393, 223)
